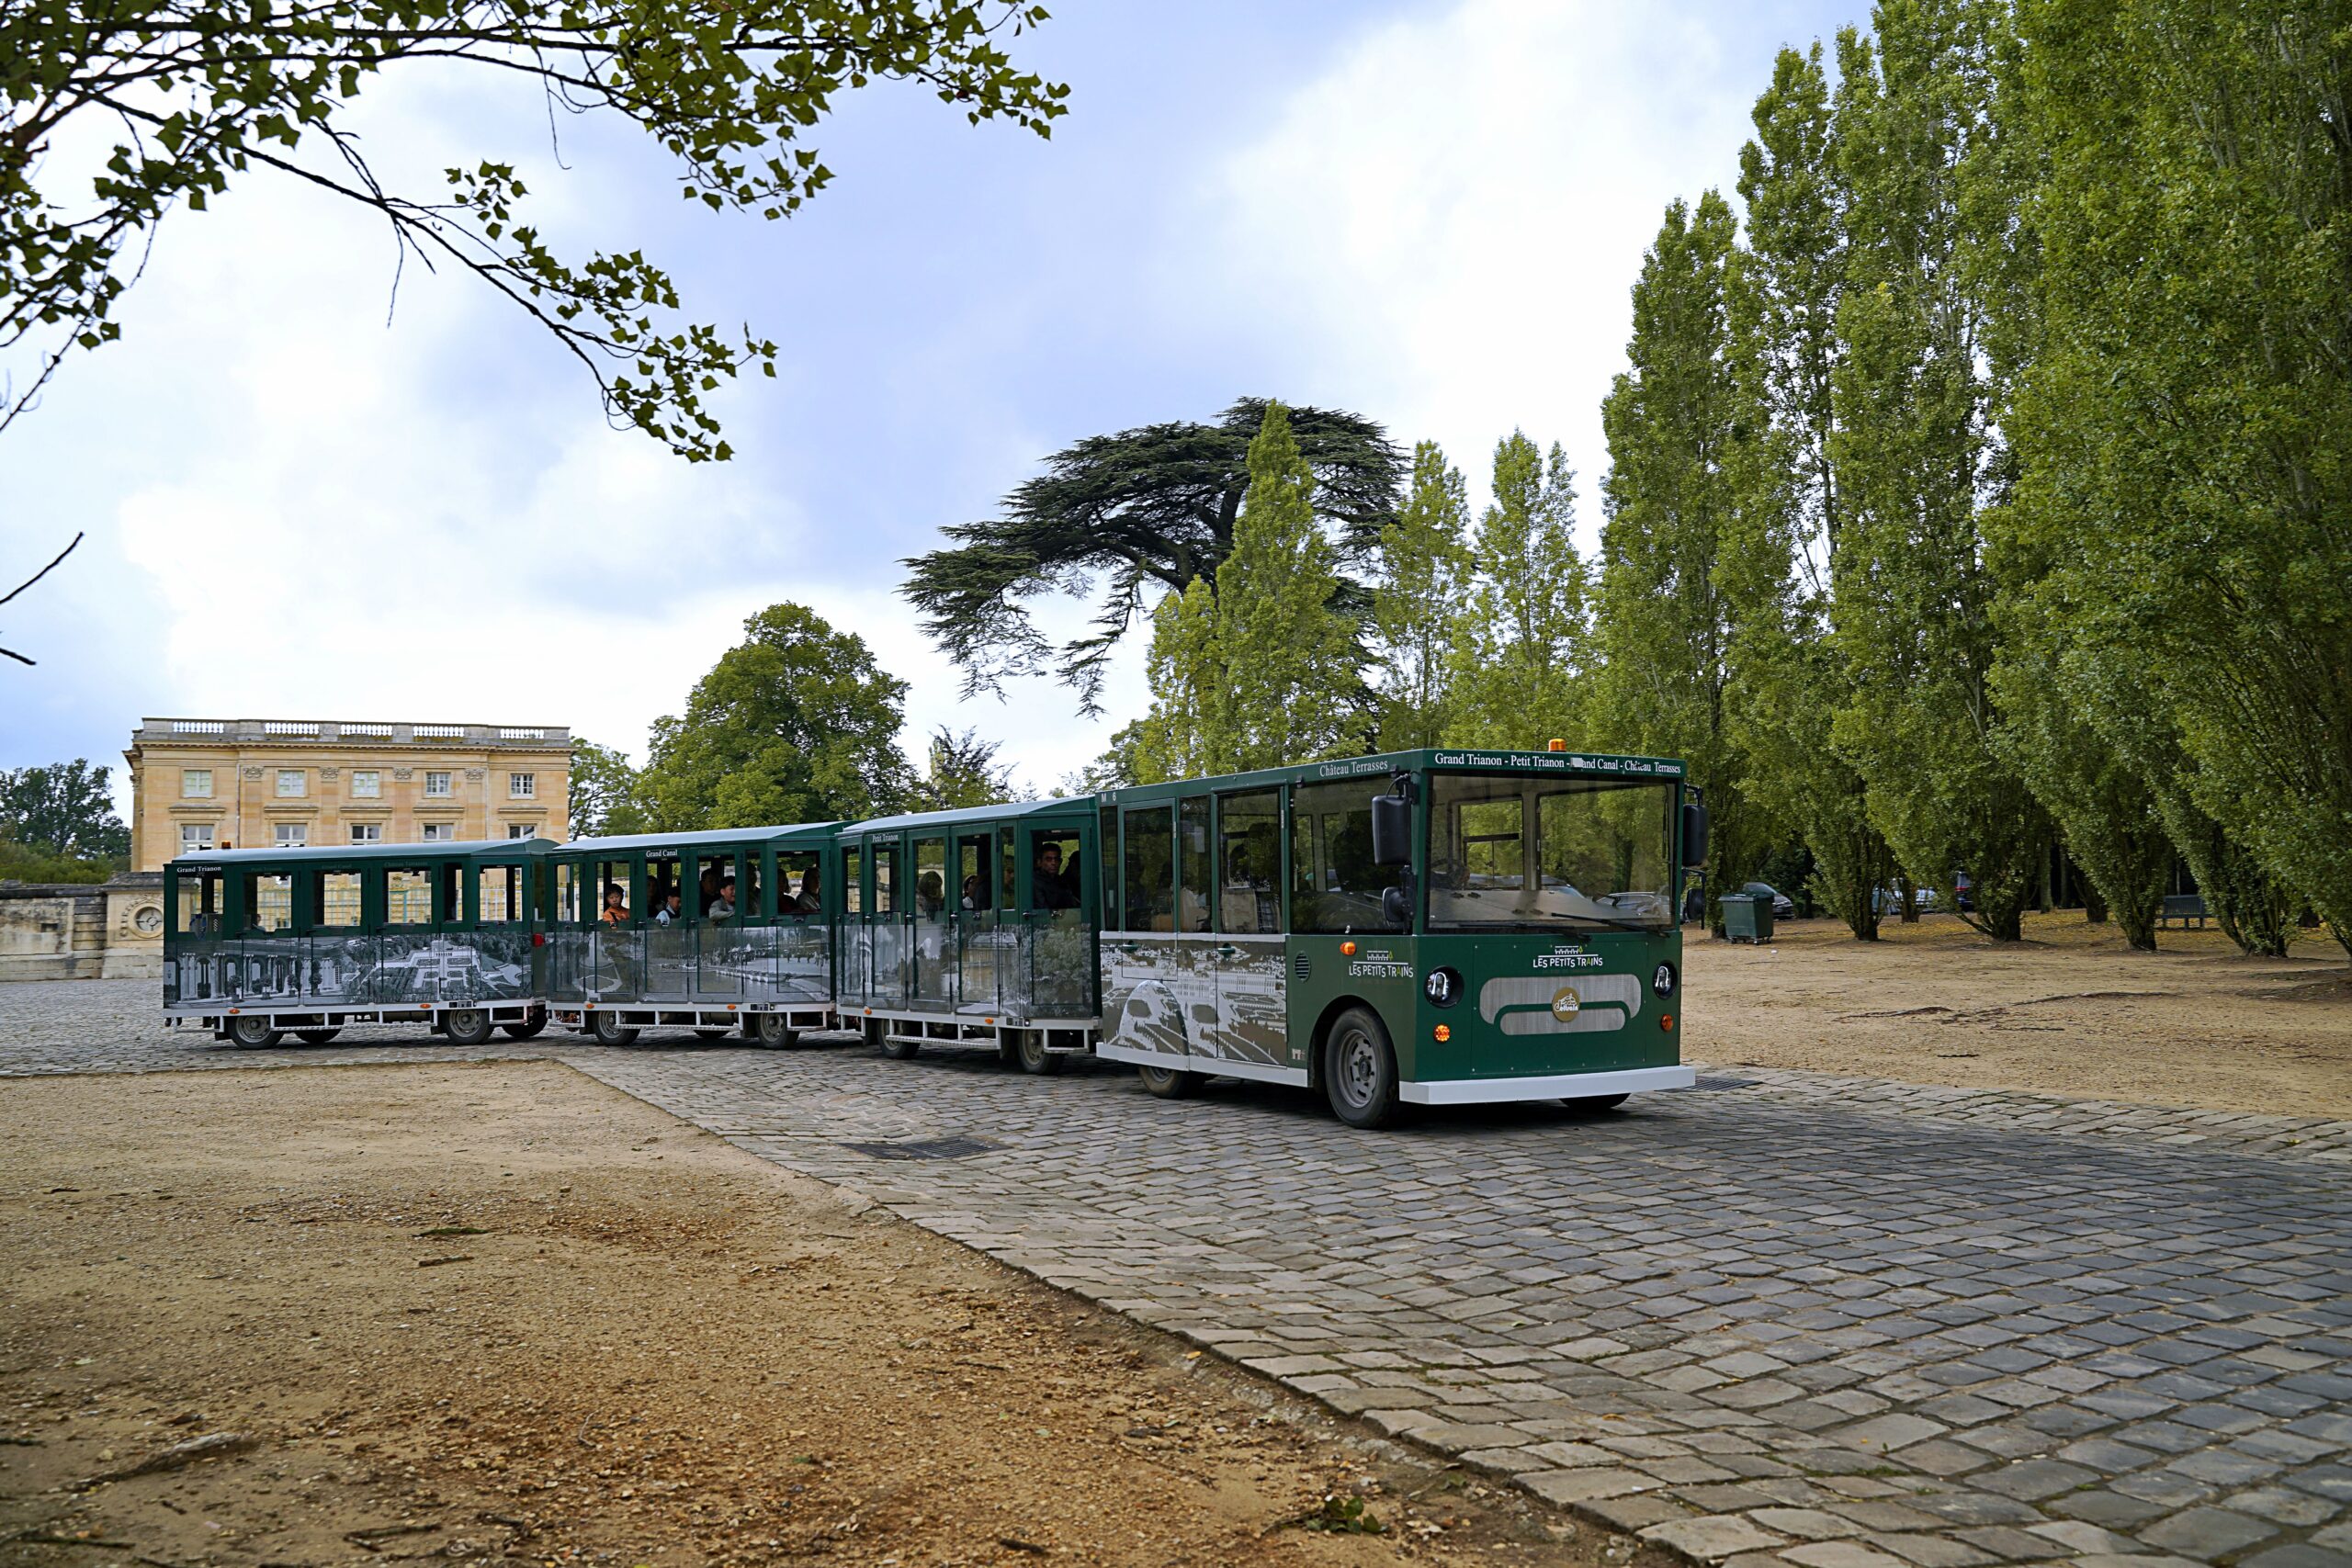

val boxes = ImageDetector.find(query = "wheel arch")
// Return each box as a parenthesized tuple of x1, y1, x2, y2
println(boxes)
(1303, 994, 1380, 1088)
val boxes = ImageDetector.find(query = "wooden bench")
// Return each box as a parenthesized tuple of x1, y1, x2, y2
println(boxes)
(2159, 893, 2208, 930)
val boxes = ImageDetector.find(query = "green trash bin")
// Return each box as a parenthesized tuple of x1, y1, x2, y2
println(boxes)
(1719, 893, 1774, 943)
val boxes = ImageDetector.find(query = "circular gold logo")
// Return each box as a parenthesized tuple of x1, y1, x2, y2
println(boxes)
(1550, 985, 1582, 1021)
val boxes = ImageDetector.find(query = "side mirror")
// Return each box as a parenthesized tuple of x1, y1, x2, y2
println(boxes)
(1381, 883, 1413, 928)
(1680, 800, 1710, 868)
(1370, 790, 1412, 867)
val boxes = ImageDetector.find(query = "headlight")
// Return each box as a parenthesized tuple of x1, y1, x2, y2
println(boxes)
(1652, 962, 1677, 998)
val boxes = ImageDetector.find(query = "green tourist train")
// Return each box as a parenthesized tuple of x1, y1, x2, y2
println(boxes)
(163, 746, 1705, 1128)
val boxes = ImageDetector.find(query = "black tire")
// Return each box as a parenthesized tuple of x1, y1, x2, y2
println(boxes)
(1136, 1062, 1205, 1099)
(589, 1010, 639, 1046)
(752, 1013, 798, 1049)
(1323, 1006, 1401, 1129)
(229, 1015, 280, 1050)
(1016, 1032, 1063, 1076)
(694, 1027, 732, 1043)
(1562, 1092, 1629, 1112)
(294, 1027, 341, 1046)
(503, 1010, 547, 1041)
(873, 1018, 919, 1059)
(443, 1008, 494, 1046)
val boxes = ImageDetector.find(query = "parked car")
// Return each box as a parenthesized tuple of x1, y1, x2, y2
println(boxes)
(1952, 872, 1975, 913)
(1871, 884, 1940, 916)
(1741, 881, 1796, 920)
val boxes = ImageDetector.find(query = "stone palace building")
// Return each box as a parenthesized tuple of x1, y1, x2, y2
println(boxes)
(123, 717, 573, 872)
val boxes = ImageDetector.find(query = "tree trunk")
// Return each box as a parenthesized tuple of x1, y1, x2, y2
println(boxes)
(2084, 882, 2109, 923)
(1897, 872, 1919, 923)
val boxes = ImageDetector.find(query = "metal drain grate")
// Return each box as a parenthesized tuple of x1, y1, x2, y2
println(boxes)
(1691, 1075, 1758, 1091)
(842, 1135, 1000, 1161)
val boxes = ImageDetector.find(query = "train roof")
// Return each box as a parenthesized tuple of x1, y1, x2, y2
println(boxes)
(557, 822, 840, 854)
(839, 795, 1091, 837)
(168, 837, 556, 868)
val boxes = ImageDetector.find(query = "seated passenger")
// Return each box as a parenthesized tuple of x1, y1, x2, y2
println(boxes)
(915, 870, 944, 917)
(654, 889, 684, 926)
(1033, 843, 1077, 910)
(960, 874, 983, 910)
(709, 877, 737, 919)
(601, 885, 628, 924)
(794, 867, 822, 913)
(698, 866, 722, 916)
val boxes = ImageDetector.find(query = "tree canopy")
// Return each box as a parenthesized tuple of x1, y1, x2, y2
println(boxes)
(568, 738, 650, 839)
(0, 1, 1066, 455)
(636, 603, 910, 829)
(900, 397, 1405, 710)
(0, 758, 129, 862)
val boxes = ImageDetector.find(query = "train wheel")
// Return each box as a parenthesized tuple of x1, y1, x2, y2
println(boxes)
(1016, 1032, 1063, 1076)
(588, 1010, 639, 1047)
(752, 1013, 798, 1049)
(443, 1008, 494, 1046)
(875, 1018, 920, 1060)
(1562, 1093, 1629, 1112)
(294, 1027, 342, 1046)
(1136, 1062, 1204, 1099)
(503, 1010, 547, 1041)
(229, 1015, 280, 1050)
(1323, 1007, 1401, 1129)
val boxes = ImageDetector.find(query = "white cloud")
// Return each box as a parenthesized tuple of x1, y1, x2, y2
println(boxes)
(1205, 0, 1766, 536)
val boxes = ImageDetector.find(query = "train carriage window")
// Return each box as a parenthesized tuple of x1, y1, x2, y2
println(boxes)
(690, 852, 734, 919)
(176, 868, 226, 935)
(439, 863, 464, 923)
(1121, 806, 1174, 931)
(1098, 804, 1117, 919)
(736, 854, 761, 919)
(1217, 790, 1282, 934)
(871, 842, 899, 915)
(1027, 829, 1081, 912)
(1177, 796, 1212, 933)
(1001, 835, 1017, 911)
(386, 868, 435, 926)
(911, 837, 947, 918)
(779, 850, 820, 916)
(479, 864, 522, 924)
(1289, 780, 1406, 933)
(842, 847, 863, 916)
(596, 860, 634, 924)
(555, 862, 581, 924)
(240, 872, 294, 933)
(312, 871, 362, 929)
(646, 851, 681, 920)
(956, 833, 992, 911)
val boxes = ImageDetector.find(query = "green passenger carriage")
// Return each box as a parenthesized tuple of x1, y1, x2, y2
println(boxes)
(539, 823, 841, 1046)
(162, 837, 554, 1048)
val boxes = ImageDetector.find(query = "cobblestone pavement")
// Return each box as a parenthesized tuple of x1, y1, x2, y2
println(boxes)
(6, 980, 2351, 1568)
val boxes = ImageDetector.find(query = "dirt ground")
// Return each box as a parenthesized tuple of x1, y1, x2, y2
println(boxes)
(1682, 908, 2352, 1119)
(0, 1065, 1656, 1568)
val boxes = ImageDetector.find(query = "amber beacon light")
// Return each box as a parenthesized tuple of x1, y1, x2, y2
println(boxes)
(1547, 739, 1566, 750)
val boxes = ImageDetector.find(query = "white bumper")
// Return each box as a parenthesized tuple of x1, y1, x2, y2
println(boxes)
(1399, 1064, 1696, 1106)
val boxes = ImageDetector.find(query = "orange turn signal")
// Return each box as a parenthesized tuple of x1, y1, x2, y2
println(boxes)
(1660, 1013, 1675, 1032)
(1340, 940, 1357, 956)
(1433, 1024, 1451, 1043)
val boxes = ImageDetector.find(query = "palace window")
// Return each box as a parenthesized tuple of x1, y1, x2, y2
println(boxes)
(424, 771, 452, 797)
(180, 823, 215, 852)
(275, 769, 306, 797)
(350, 770, 380, 798)
(509, 772, 536, 798)
(508, 823, 537, 840)
(182, 768, 212, 799)
(274, 823, 308, 846)
(350, 823, 382, 843)
(422, 822, 454, 842)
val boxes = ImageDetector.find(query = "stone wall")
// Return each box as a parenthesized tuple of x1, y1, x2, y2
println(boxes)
(0, 874, 166, 981)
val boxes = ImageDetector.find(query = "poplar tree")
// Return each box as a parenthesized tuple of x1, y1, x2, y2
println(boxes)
(2007, 0, 2352, 955)
(1128, 577, 1220, 784)
(1445, 434, 1588, 749)
(1590, 190, 1758, 902)
(1368, 442, 1473, 750)
(1826, 2, 2043, 942)
(1720, 42, 1892, 939)
(1207, 403, 1363, 772)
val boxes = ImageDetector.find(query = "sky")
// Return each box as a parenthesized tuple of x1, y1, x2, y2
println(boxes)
(0, 0, 1863, 812)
